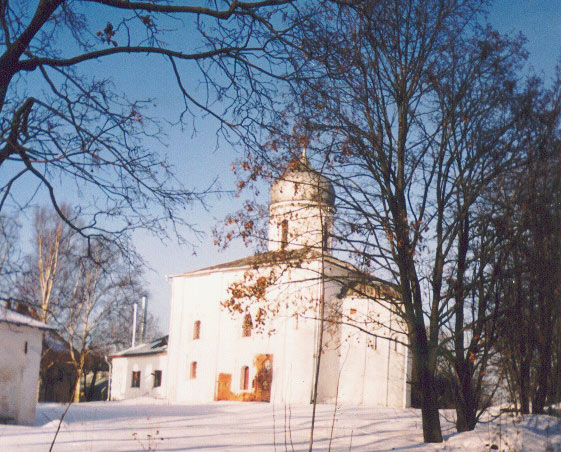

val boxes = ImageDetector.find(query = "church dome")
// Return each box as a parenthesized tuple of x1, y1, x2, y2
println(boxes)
(270, 156, 335, 206)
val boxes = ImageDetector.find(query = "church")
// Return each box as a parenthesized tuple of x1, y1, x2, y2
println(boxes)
(110, 155, 411, 407)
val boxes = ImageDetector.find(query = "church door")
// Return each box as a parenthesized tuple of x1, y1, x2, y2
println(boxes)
(253, 354, 273, 402)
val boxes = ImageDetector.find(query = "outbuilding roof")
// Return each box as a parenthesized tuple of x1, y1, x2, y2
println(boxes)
(0, 305, 56, 331)
(110, 335, 168, 358)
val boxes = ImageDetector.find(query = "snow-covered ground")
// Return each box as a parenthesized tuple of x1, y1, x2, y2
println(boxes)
(1, 398, 560, 451)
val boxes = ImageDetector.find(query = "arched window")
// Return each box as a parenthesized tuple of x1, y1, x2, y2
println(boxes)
(281, 219, 288, 249)
(242, 314, 253, 337)
(190, 361, 197, 379)
(240, 366, 250, 390)
(193, 320, 201, 340)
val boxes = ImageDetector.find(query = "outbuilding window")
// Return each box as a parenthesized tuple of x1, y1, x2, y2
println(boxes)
(131, 371, 141, 388)
(190, 361, 197, 379)
(240, 366, 250, 390)
(153, 370, 162, 388)
(193, 320, 201, 340)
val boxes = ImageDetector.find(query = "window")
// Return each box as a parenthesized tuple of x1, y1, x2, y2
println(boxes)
(242, 314, 253, 337)
(240, 366, 250, 390)
(190, 361, 197, 379)
(322, 222, 329, 250)
(131, 371, 141, 388)
(153, 370, 162, 388)
(281, 219, 288, 249)
(193, 320, 201, 340)
(349, 308, 357, 316)
(24, 341, 28, 354)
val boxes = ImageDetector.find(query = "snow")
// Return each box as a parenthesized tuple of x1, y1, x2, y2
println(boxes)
(1, 399, 560, 451)
(0, 305, 55, 331)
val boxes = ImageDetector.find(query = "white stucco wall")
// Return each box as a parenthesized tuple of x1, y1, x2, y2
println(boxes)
(269, 200, 334, 252)
(167, 263, 329, 405)
(110, 353, 167, 400)
(335, 295, 411, 407)
(0, 323, 43, 425)
(165, 258, 410, 408)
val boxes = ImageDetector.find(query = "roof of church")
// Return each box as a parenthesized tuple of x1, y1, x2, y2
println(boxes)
(172, 248, 350, 277)
(171, 250, 400, 298)
(184, 249, 316, 273)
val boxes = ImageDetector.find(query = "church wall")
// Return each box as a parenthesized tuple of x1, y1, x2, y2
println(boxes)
(336, 296, 410, 407)
(314, 273, 347, 403)
(166, 272, 222, 403)
(167, 263, 330, 405)
(165, 258, 410, 408)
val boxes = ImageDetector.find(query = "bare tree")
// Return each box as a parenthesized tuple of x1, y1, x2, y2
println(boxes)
(0, 0, 297, 253)
(56, 240, 143, 401)
(15, 206, 75, 322)
(229, 0, 531, 442)
(490, 74, 561, 414)
(16, 206, 146, 401)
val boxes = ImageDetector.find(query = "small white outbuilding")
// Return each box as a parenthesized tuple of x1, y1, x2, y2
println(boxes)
(0, 305, 55, 425)
(109, 336, 167, 400)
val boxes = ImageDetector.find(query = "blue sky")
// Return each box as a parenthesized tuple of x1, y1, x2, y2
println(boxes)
(6, 1, 561, 334)
(490, 0, 561, 78)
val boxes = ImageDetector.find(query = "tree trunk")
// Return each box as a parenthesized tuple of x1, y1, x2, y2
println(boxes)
(519, 357, 530, 414)
(416, 358, 443, 442)
(73, 367, 82, 403)
(454, 360, 477, 432)
(87, 369, 98, 401)
(532, 336, 551, 414)
(410, 326, 443, 443)
(452, 216, 479, 432)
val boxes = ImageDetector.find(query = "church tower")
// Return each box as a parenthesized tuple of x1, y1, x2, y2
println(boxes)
(268, 153, 335, 253)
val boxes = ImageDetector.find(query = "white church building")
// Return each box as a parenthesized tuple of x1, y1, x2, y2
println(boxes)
(111, 156, 411, 407)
